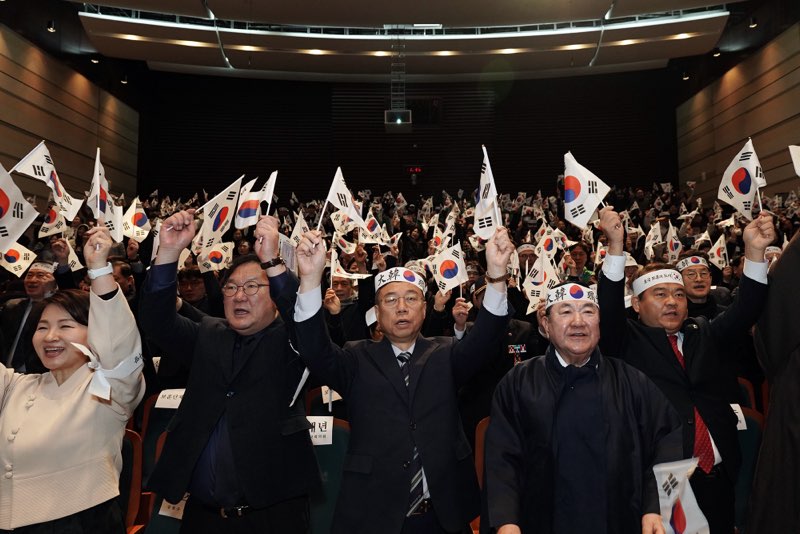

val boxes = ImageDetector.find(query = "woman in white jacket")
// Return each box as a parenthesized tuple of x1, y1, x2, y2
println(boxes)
(0, 225, 145, 533)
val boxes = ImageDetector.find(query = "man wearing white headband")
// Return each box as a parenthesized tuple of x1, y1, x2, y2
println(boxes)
(291, 226, 513, 534)
(597, 206, 775, 533)
(676, 252, 728, 320)
(483, 281, 682, 533)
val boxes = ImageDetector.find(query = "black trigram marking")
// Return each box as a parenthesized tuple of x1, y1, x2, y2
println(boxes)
(481, 183, 491, 199)
(569, 205, 587, 218)
(12, 203, 23, 219)
(32, 165, 46, 177)
(337, 193, 349, 207)
(477, 216, 493, 229)
(588, 180, 598, 195)
(0, 227, 8, 237)
(661, 473, 679, 497)
(739, 151, 753, 161)
(226, 191, 237, 200)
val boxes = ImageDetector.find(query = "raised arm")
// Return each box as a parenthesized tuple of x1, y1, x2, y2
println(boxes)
(597, 207, 629, 358)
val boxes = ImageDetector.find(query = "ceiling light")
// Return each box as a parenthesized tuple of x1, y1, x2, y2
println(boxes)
(371, 51, 390, 57)
(46, 20, 56, 33)
(618, 39, 636, 46)
(682, 72, 689, 81)
(306, 49, 326, 55)
(712, 48, 721, 57)
(498, 48, 522, 54)
(674, 33, 690, 40)
(121, 75, 128, 85)
(413, 24, 442, 29)
(90, 57, 100, 64)
(749, 17, 758, 29)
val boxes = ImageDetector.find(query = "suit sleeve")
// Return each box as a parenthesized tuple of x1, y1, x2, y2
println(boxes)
(139, 264, 201, 366)
(754, 233, 800, 379)
(708, 268, 768, 343)
(450, 298, 510, 386)
(294, 309, 358, 395)
(484, 369, 524, 529)
(598, 271, 628, 358)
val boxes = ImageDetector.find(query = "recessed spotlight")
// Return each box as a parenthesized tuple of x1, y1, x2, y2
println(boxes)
(90, 57, 100, 64)
(46, 20, 56, 33)
(749, 17, 758, 29)
(682, 72, 690, 81)
(121, 75, 128, 85)
(712, 48, 721, 57)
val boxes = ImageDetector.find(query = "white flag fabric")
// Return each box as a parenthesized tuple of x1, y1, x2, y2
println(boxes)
(12, 141, 82, 221)
(104, 203, 124, 243)
(150, 220, 162, 263)
(653, 458, 710, 534)
(468, 233, 485, 252)
(234, 177, 259, 229)
(325, 167, 366, 230)
(535, 233, 559, 260)
(196, 176, 242, 250)
(431, 243, 468, 294)
(87, 148, 110, 220)
(692, 231, 712, 249)
(0, 242, 36, 277)
(330, 210, 357, 235)
(122, 197, 151, 242)
(563, 152, 611, 229)
(523, 254, 560, 315)
(667, 221, 683, 264)
(718, 139, 763, 220)
(789, 145, 800, 177)
(334, 233, 357, 254)
(594, 241, 609, 266)
(644, 222, 663, 261)
(473, 146, 502, 240)
(0, 163, 40, 252)
(65, 238, 84, 272)
(716, 214, 736, 228)
(359, 209, 386, 245)
(708, 234, 729, 270)
(198, 242, 233, 273)
(38, 206, 67, 238)
(330, 247, 371, 280)
(261, 170, 278, 215)
(288, 211, 311, 247)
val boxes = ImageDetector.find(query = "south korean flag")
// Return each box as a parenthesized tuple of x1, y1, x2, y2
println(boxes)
(563, 151, 610, 230)
(0, 163, 39, 252)
(12, 140, 82, 221)
(0, 242, 36, 277)
(39, 206, 67, 238)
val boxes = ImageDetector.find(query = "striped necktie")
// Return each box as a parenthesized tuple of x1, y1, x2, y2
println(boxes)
(397, 352, 424, 515)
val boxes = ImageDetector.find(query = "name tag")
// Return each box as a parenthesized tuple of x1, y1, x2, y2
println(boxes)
(158, 493, 188, 519)
(155, 388, 185, 409)
(307, 415, 334, 446)
(730, 403, 747, 430)
(152, 356, 161, 374)
(321, 385, 342, 403)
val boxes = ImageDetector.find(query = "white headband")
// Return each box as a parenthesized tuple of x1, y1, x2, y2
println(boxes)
(375, 267, 427, 295)
(632, 269, 684, 296)
(517, 243, 536, 253)
(28, 261, 57, 274)
(676, 256, 709, 272)
(765, 246, 781, 255)
(545, 283, 599, 309)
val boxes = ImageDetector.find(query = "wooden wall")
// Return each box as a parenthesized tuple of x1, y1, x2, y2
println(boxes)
(0, 24, 138, 210)
(677, 23, 800, 199)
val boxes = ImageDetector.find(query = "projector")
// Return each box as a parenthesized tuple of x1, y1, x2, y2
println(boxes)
(384, 109, 412, 133)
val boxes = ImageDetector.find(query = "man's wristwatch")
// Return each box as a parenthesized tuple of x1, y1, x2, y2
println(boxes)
(260, 257, 285, 269)
(87, 262, 113, 280)
(485, 272, 510, 283)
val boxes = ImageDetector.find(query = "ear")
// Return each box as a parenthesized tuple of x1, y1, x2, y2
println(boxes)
(631, 295, 641, 313)
(541, 313, 551, 338)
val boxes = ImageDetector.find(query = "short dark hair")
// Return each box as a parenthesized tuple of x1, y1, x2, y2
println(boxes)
(30, 289, 90, 327)
(177, 266, 203, 281)
(221, 254, 262, 285)
(569, 242, 591, 256)
(111, 260, 133, 278)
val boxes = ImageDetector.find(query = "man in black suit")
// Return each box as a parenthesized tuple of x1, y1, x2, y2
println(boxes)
(596, 206, 774, 533)
(288, 225, 514, 534)
(139, 210, 318, 534)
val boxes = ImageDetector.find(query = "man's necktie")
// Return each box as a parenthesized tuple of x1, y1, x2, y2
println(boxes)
(397, 352, 425, 515)
(668, 334, 715, 473)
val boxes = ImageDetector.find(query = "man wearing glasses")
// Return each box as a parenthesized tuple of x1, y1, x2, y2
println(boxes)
(139, 210, 318, 534)
(286, 226, 514, 534)
(676, 252, 726, 320)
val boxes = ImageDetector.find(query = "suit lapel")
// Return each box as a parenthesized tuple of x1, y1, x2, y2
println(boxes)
(367, 339, 409, 405)
(643, 326, 687, 377)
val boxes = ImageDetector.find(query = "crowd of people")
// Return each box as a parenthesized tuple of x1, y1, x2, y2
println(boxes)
(0, 177, 798, 533)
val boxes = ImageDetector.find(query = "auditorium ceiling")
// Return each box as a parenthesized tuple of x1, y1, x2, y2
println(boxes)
(67, 0, 740, 81)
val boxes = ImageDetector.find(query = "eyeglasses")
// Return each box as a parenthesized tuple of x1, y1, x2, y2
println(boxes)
(221, 281, 269, 297)
(381, 295, 422, 308)
(683, 270, 710, 280)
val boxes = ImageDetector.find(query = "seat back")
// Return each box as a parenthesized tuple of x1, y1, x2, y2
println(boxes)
(140, 394, 178, 487)
(121, 429, 143, 529)
(143, 431, 183, 534)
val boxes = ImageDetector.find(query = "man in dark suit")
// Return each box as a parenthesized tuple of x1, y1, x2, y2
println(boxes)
(139, 210, 318, 534)
(288, 225, 514, 534)
(596, 206, 774, 533)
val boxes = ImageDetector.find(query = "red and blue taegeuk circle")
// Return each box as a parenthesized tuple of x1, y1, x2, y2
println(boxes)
(44, 208, 58, 224)
(564, 175, 581, 203)
(669, 240, 680, 252)
(0, 188, 9, 220)
(440, 260, 459, 279)
(209, 251, 224, 263)
(98, 188, 108, 213)
(690, 257, 701, 264)
(542, 238, 554, 251)
(49, 171, 62, 197)
(237, 200, 259, 219)
(133, 212, 148, 227)
(732, 168, 752, 195)
(403, 270, 417, 282)
(569, 285, 584, 299)
(212, 207, 230, 232)
(367, 219, 379, 233)
(4, 249, 20, 263)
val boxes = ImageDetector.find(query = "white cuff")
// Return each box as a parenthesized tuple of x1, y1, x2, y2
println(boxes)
(72, 342, 144, 401)
(454, 326, 466, 340)
(482, 284, 508, 316)
(295, 285, 323, 322)
(602, 254, 626, 282)
(743, 259, 768, 285)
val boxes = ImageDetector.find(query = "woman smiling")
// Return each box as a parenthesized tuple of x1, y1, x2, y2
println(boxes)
(0, 225, 145, 533)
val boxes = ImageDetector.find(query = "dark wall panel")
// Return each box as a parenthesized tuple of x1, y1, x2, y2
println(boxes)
(137, 69, 677, 203)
